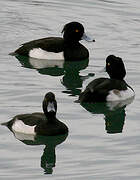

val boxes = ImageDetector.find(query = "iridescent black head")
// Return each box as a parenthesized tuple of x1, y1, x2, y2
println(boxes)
(62, 22, 84, 42)
(62, 21, 95, 43)
(43, 92, 57, 118)
(106, 55, 126, 80)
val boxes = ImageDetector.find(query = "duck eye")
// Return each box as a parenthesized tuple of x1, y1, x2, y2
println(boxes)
(75, 29, 79, 33)
(107, 63, 110, 66)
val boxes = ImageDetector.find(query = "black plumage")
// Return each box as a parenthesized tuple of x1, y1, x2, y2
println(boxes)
(1, 92, 68, 136)
(12, 22, 94, 61)
(79, 55, 134, 103)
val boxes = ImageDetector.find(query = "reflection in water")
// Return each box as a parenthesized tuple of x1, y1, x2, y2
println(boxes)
(61, 70, 83, 96)
(61, 59, 91, 96)
(11, 131, 68, 174)
(15, 55, 94, 96)
(15, 55, 65, 76)
(81, 97, 134, 134)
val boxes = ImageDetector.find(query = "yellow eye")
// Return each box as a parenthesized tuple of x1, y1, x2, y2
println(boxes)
(107, 63, 110, 66)
(75, 29, 79, 32)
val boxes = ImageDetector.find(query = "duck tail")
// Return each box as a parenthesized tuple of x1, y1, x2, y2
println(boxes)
(9, 51, 17, 56)
(1, 122, 8, 126)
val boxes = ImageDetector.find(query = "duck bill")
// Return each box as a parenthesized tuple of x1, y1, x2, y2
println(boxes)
(81, 33, 95, 42)
(47, 102, 56, 113)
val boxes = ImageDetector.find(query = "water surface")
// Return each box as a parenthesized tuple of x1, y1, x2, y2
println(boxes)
(0, 0, 140, 179)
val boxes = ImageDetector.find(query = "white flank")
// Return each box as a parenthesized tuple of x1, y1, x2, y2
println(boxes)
(14, 131, 35, 141)
(106, 88, 135, 102)
(29, 48, 64, 60)
(12, 119, 36, 135)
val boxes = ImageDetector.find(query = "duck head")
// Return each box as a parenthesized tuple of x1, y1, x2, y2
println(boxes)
(62, 21, 95, 42)
(43, 92, 57, 118)
(106, 55, 126, 80)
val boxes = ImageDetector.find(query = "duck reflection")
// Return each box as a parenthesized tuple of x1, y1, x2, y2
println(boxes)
(12, 131, 68, 174)
(15, 55, 65, 76)
(80, 97, 134, 134)
(61, 60, 94, 96)
(15, 55, 93, 96)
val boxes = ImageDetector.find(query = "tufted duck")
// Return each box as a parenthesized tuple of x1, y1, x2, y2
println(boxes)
(79, 55, 135, 103)
(11, 22, 95, 61)
(1, 92, 68, 136)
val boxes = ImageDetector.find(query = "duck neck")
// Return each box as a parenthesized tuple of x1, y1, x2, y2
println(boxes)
(110, 76, 124, 81)
(43, 99, 57, 122)
(44, 112, 56, 122)
(64, 39, 79, 46)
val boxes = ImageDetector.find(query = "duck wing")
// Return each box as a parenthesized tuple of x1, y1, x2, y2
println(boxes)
(15, 37, 64, 56)
(79, 78, 127, 102)
(14, 113, 46, 126)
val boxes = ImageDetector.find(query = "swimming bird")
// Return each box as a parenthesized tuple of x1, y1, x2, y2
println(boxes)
(1, 92, 68, 136)
(11, 22, 95, 61)
(79, 55, 135, 103)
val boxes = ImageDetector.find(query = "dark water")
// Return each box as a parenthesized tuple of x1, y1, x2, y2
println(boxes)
(0, 0, 140, 179)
